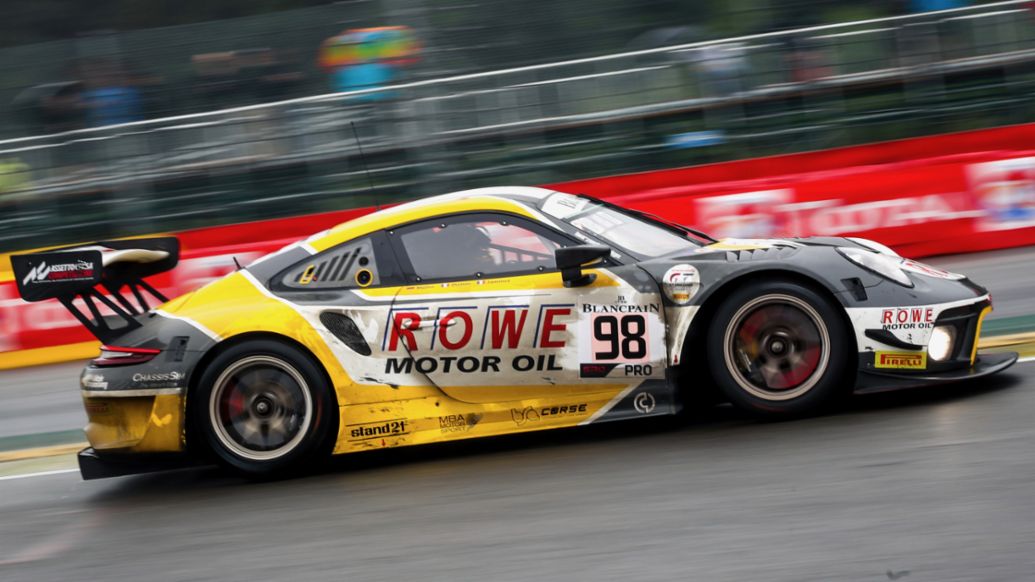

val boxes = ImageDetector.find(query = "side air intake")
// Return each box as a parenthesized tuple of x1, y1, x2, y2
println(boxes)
(319, 312, 372, 356)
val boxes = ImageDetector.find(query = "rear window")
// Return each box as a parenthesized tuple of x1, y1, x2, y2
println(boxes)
(281, 238, 380, 289)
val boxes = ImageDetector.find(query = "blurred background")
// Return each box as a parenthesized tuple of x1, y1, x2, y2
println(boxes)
(0, 0, 1032, 252)
(4, 6, 1035, 579)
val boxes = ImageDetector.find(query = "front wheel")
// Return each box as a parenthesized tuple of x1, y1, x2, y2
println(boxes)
(706, 281, 852, 418)
(193, 340, 336, 475)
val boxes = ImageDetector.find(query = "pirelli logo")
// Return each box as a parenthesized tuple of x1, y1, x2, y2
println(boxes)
(875, 351, 927, 370)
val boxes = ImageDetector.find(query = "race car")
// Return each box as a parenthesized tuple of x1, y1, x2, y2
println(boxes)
(11, 186, 1017, 479)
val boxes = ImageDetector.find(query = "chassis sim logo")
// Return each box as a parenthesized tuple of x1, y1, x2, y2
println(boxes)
(131, 371, 185, 388)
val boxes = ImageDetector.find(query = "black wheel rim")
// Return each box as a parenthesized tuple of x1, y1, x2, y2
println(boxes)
(209, 355, 313, 461)
(722, 293, 831, 401)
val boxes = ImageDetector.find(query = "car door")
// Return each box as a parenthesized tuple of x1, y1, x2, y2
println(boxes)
(381, 211, 667, 404)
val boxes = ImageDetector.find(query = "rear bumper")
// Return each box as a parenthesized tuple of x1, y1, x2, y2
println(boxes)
(77, 447, 197, 480)
(856, 351, 1018, 393)
(81, 391, 185, 453)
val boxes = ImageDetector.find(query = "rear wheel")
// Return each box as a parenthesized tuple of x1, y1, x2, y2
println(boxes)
(193, 340, 336, 475)
(706, 280, 851, 417)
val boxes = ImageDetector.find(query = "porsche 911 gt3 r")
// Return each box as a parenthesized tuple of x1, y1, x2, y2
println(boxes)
(11, 187, 1017, 478)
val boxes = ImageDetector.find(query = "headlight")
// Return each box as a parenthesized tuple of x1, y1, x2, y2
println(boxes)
(928, 325, 956, 362)
(846, 237, 900, 257)
(837, 247, 913, 287)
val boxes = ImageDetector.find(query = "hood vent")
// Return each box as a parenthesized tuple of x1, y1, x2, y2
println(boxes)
(725, 246, 799, 262)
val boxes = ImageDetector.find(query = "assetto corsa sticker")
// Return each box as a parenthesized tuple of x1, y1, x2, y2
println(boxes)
(22, 260, 95, 284)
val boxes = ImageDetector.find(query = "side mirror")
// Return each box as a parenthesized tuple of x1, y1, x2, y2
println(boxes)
(555, 245, 610, 288)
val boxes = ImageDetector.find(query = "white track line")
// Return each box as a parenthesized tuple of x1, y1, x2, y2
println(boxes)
(0, 469, 78, 482)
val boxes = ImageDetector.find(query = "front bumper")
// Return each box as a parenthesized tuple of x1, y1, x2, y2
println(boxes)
(853, 294, 999, 372)
(856, 351, 1018, 393)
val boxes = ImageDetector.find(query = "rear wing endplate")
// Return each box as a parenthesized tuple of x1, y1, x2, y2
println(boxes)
(11, 237, 180, 343)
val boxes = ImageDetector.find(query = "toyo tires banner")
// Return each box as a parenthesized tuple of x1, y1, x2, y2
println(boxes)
(4, 123, 1035, 363)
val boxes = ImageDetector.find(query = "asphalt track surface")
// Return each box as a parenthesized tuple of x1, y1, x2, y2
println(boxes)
(1, 367, 1034, 581)
(0, 361, 85, 440)
(0, 247, 1033, 581)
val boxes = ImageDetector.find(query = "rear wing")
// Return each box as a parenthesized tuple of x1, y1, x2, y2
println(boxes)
(11, 237, 180, 343)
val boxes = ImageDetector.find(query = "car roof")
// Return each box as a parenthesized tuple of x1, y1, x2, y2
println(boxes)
(305, 187, 561, 253)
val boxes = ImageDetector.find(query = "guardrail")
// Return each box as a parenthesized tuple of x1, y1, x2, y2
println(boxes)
(5, 121, 1035, 365)
(1, 1, 1034, 252)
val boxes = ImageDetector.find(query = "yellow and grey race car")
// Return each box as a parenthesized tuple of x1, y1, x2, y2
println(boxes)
(12, 187, 1017, 478)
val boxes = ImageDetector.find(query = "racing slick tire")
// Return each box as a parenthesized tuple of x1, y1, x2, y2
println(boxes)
(706, 279, 851, 418)
(193, 339, 336, 476)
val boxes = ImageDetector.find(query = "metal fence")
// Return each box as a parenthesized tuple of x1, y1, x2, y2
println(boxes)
(2, 1, 1035, 252)
(0, 0, 902, 141)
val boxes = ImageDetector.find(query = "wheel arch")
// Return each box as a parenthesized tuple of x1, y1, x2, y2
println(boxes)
(184, 331, 340, 452)
(677, 268, 858, 392)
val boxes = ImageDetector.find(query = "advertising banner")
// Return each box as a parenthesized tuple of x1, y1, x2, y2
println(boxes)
(6, 123, 1035, 362)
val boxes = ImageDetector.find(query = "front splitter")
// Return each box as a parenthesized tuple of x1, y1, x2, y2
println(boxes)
(855, 351, 1018, 394)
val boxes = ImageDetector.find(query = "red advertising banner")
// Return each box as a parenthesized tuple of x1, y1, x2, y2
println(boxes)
(5, 123, 1035, 360)
(553, 135, 1035, 258)
(0, 208, 373, 356)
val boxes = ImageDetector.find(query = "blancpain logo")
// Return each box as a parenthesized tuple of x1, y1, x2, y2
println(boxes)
(581, 304, 660, 313)
(132, 372, 183, 383)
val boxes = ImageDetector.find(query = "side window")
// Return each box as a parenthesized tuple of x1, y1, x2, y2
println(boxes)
(397, 214, 569, 281)
(281, 238, 380, 289)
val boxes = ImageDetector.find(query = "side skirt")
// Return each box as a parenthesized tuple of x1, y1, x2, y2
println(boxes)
(333, 379, 679, 454)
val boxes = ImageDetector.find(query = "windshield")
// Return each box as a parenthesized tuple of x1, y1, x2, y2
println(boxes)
(540, 193, 701, 258)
